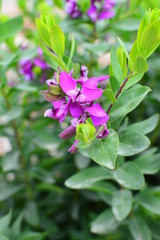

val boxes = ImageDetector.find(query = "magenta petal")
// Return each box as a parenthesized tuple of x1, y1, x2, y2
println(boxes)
(99, 11, 115, 20)
(44, 109, 54, 118)
(52, 98, 66, 109)
(90, 115, 109, 126)
(86, 103, 107, 117)
(59, 125, 76, 139)
(87, 4, 98, 22)
(82, 78, 99, 88)
(81, 88, 103, 101)
(60, 72, 77, 95)
(68, 140, 79, 154)
(69, 102, 84, 118)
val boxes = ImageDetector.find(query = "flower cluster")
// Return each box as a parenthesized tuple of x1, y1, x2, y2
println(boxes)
(19, 48, 49, 82)
(44, 66, 110, 153)
(65, 0, 116, 22)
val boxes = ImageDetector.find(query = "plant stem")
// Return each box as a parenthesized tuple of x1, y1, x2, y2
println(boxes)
(2, 88, 33, 201)
(107, 78, 128, 114)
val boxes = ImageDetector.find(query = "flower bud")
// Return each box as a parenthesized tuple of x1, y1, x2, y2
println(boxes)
(43, 90, 61, 102)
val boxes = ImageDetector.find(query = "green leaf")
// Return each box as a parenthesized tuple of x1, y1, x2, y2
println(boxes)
(124, 72, 145, 89)
(38, 41, 66, 71)
(128, 114, 159, 134)
(17, 231, 47, 240)
(65, 166, 112, 189)
(0, 210, 12, 234)
(141, 20, 160, 59)
(113, 162, 144, 190)
(110, 85, 151, 128)
(35, 19, 51, 47)
(103, 89, 117, 103)
(117, 37, 132, 64)
(72, 63, 80, 79)
(110, 76, 120, 94)
(110, 47, 123, 83)
(137, 11, 150, 52)
(90, 209, 118, 235)
(112, 190, 132, 221)
(0, 16, 23, 43)
(132, 56, 148, 74)
(128, 216, 152, 240)
(25, 202, 40, 227)
(67, 36, 75, 70)
(50, 25, 65, 58)
(11, 212, 24, 238)
(88, 129, 119, 169)
(118, 129, 150, 156)
(134, 148, 160, 174)
(135, 192, 160, 214)
(43, 52, 58, 70)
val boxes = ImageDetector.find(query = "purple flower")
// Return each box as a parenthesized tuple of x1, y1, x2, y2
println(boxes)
(43, 66, 110, 154)
(68, 140, 79, 153)
(44, 98, 70, 122)
(19, 59, 34, 81)
(19, 47, 49, 81)
(60, 72, 103, 103)
(86, 103, 109, 126)
(65, 0, 116, 22)
(87, 0, 116, 21)
(65, 0, 81, 18)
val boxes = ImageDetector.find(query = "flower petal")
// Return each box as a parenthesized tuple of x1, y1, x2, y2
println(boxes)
(52, 98, 66, 109)
(86, 103, 107, 117)
(69, 102, 84, 118)
(59, 125, 76, 139)
(60, 72, 77, 95)
(68, 140, 79, 154)
(99, 10, 115, 20)
(90, 115, 109, 126)
(44, 109, 54, 118)
(81, 87, 103, 101)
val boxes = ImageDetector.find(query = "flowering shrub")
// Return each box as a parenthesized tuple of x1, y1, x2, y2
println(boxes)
(0, 1, 160, 239)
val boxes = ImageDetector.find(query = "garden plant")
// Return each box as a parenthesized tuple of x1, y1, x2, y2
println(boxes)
(0, 0, 160, 239)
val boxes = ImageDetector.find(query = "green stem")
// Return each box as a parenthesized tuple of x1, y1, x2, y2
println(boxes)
(2, 88, 33, 201)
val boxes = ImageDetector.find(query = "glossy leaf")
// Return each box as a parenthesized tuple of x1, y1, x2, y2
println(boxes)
(134, 148, 160, 174)
(88, 129, 119, 169)
(65, 166, 112, 189)
(118, 129, 150, 156)
(0, 210, 12, 234)
(110, 85, 151, 128)
(90, 209, 118, 235)
(103, 88, 116, 103)
(112, 190, 132, 221)
(135, 192, 160, 214)
(128, 216, 152, 240)
(128, 114, 159, 134)
(113, 162, 144, 190)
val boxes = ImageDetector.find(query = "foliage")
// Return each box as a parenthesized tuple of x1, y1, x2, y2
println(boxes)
(0, 1, 160, 239)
